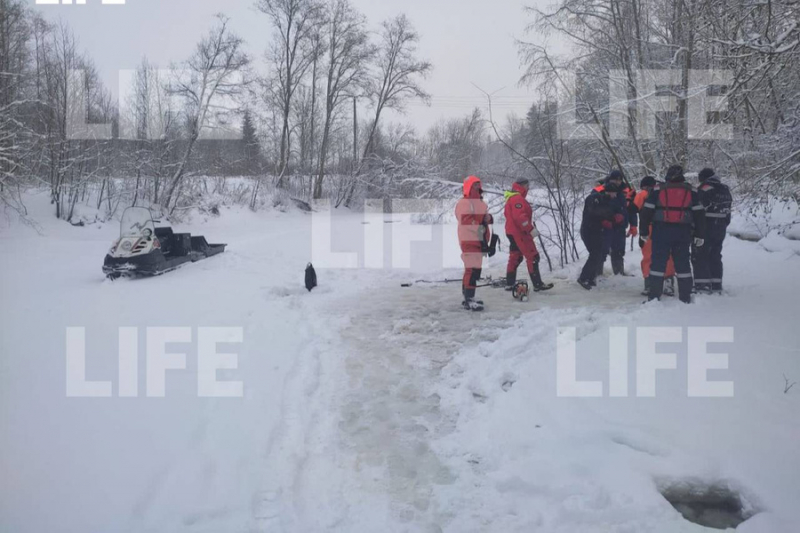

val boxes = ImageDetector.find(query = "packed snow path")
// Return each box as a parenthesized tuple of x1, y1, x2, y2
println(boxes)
(254, 271, 657, 532)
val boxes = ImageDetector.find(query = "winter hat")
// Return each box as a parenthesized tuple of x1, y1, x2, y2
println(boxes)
(515, 177, 530, 187)
(604, 181, 621, 193)
(463, 175, 482, 196)
(665, 165, 685, 182)
(698, 168, 716, 182)
(640, 176, 656, 188)
(606, 170, 624, 183)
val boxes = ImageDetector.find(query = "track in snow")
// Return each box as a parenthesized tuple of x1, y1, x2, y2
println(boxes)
(328, 269, 645, 531)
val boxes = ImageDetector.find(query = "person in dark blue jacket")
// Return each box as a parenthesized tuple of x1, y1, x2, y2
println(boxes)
(578, 182, 623, 290)
(692, 168, 733, 293)
(639, 165, 706, 303)
(595, 171, 639, 276)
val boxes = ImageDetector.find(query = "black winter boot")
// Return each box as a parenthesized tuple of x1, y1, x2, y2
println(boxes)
(462, 289, 484, 311)
(505, 271, 517, 291)
(530, 262, 554, 292)
(648, 275, 665, 301)
(611, 255, 625, 275)
(677, 276, 693, 304)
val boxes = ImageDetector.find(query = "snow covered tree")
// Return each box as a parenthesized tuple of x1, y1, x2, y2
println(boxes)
(0, 0, 33, 215)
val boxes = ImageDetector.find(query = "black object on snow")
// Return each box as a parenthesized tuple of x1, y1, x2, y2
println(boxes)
(305, 263, 318, 292)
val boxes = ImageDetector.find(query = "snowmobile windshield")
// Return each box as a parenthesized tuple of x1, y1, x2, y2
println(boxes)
(120, 207, 156, 238)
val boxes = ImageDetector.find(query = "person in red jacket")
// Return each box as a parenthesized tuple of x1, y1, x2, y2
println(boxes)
(456, 175, 490, 311)
(504, 178, 554, 292)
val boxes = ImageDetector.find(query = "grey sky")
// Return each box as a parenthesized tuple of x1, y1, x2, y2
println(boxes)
(33, 0, 552, 133)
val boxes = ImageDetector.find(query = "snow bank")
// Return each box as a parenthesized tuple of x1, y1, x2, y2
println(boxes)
(0, 191, 344, 533)
(432, 237, 800, 532)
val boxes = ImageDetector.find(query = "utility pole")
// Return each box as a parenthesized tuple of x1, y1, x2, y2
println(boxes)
(352, 96, 358, 173)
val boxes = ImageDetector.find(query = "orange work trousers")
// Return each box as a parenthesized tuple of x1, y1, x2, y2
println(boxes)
(641, 238, 675, 278)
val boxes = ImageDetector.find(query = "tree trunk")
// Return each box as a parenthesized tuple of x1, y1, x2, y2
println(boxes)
(314, 119, 331, 199)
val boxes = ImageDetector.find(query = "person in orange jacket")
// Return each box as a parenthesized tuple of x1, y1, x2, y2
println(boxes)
(456, 175, 490, 311)
(634, 175, 675, 295)
(504, 178, 553, 292)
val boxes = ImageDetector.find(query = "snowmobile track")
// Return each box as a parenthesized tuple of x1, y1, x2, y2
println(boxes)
(329, 272, 643, 530)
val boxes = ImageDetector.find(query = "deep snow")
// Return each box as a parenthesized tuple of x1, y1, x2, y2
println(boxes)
(1, 192, 799, 533)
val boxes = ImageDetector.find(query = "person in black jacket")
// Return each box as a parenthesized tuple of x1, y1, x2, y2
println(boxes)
(639, 165, 706, 303)
(693, 168, 733, 293)
(578, 182, 622, 290)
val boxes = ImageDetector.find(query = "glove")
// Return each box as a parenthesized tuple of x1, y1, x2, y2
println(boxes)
(602, 220, 613, 230)
(639, 235, 649, 246)
(484, 214, 494, 225)
(693, 237, 705, 247)
(488, 234, 500, 257)
(628, 226, 638, 237)
(481, 240, 490, 254)
(614, 214, 625, 225)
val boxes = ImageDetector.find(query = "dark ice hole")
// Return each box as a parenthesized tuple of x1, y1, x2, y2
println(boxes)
(658, 480, 759, 530)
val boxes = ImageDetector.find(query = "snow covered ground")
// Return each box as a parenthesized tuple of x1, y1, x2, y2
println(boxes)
(1, 191, 799, 533)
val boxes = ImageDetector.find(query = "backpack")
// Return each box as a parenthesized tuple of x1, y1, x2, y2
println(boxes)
(305, 263, 318, 292)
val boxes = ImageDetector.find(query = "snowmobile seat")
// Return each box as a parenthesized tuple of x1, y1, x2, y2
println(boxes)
(172, 233, 192, 256)
(155, 226, 175, 255)
(154, 226, 173, 239)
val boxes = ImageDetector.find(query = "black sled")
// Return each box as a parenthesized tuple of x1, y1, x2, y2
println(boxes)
(103, 207, 226, 279)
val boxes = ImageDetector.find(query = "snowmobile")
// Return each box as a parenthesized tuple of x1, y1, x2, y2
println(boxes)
(103, 207, 226, 279)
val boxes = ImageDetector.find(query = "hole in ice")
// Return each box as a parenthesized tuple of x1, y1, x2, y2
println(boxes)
(657, 479, 760, 530)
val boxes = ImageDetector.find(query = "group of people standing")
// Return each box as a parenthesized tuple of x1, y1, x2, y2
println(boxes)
(455, 176, 553, 311)
(455, 167, 732, 311)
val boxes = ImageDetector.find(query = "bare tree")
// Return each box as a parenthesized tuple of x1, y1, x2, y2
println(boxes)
(421, 108, 485, 183)
(360, 14, 431, 169)
(119, 58, 178, 207)
(313, 0, 373, 200)
(257, 0, 324, 185)
(161, 15, 249, 211)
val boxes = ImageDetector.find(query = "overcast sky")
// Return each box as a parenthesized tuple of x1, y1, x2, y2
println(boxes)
(33, 0, 554, 133)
